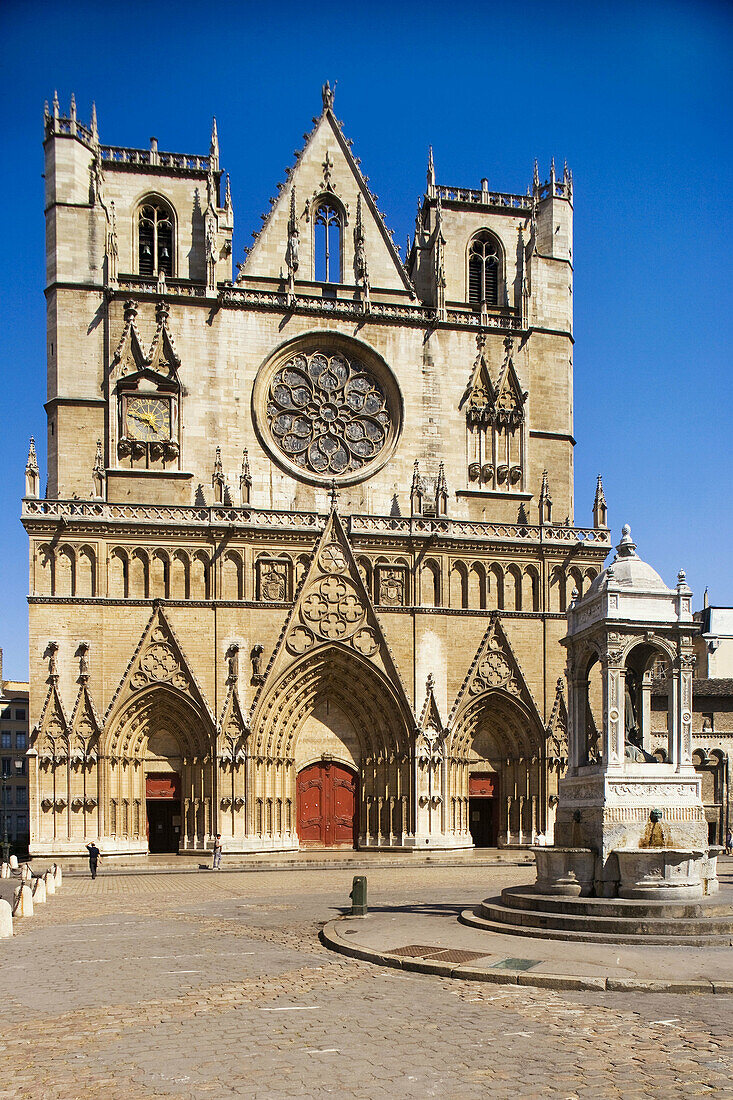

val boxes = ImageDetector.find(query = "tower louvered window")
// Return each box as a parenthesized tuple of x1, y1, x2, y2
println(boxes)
(314, 202, 342, 283)
(138, 201, 174, 278)
(468, 232, 500, 306)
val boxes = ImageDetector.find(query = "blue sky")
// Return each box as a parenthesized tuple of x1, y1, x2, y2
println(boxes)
(0, 0, 731, 679)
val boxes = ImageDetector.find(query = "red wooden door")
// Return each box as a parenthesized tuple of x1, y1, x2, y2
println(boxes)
(296, 762, 358, 847)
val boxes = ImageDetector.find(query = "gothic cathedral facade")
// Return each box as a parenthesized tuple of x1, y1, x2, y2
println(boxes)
(24, 86, 611, 857)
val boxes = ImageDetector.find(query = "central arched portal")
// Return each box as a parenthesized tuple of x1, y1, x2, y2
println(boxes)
(297, 761, 359, 847)
(146, 731, 182, 853)
(295, 699, 360, 848)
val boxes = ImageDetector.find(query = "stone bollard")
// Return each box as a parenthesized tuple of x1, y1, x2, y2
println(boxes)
(349, 875, 368, 917)
(20, 863, 32, 881)
(0, 862, 10, 879)
(9, 855, 18, 871)
(13, 883, 33, 918)
(31, 876, 47, 904)
(53, 863, 62, 889)
(44, 870, 55, 896)
(0, 899, 12, 938)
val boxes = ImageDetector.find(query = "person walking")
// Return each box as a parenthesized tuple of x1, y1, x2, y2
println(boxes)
(212, 834, 223, 870)
(86, 841, 101, 879)
(726, 827, 732, 857)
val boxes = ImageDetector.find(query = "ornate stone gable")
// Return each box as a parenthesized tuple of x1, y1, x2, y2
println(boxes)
(109, 301, 147, 381)
(250, 507, 415, 724)
(546, 677, 569, 764)
(466, 334, 527, 430)
(69, 683, 101, 759)
(104, 606, 214, 726)
(33, 682, 69, 761)
(145, 300, 181, 378)
(418, 674, 445, 739)
(448, 612, 543, 728)
(239, 90, 413, 294)
(218, 685, 248, 760)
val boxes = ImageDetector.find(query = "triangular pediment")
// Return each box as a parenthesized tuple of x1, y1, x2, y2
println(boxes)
(492, 339, 527, 428)
(241, 102, 413, 293)
(33, 683, 68, 760)
(146, 305, 181, 378)
(218, 685, 248, 759)
(105, 607, 214, 726)
(69, 683, 101, 753)
(110, 306, 147, 381)
(546, 677, 569, 763)
(465, 336, 494, 418)
(448, 613, 543, 729)
(251, 509, 415, 725)
(418, 676, 445, 738)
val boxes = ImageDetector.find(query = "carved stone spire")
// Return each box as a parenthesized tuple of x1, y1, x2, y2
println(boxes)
(70, 92, 76, 126)
(212, 446, 225, 504)
(210, 116, 219, 172)
(92, 439, 105, 500)
(427, 146, 435, 197)
(90, 101, 98, 146)
(593, 474, 608, 530)
(329, 479, 339, 512)
(224, 173, 232, 214)
(285, 188, 299, 300)
(25, 437, 40, 499)
(239, 449, 252, 506)
(435, 461, 448, 517)
(411, 460, 425, 516)
(353, 194, 370, 307)
(52, 90, 59, 125)
(533, 158, 540, 192)
(539, 469, 552, 526)
(105, 200, 119, 288)
(434, 193, 446, 320)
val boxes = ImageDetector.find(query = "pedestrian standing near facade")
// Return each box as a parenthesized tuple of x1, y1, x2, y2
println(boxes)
(213, 834, 223, 870)
(726, 828, 732, 856)
(86, 841, 100, 879)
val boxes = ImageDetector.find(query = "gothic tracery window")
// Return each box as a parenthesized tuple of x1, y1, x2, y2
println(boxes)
(314, 201, 342, 283)
(138, 199, 174, 278)
(468, 231, 500, 306)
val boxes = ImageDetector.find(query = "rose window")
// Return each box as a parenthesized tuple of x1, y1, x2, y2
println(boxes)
(266, 350, 392, 477)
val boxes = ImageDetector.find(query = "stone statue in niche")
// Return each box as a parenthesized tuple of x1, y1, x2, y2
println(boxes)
(624, 671, 655, 763)
(251, 644, 264, 684)
(226, 644, 239, 684)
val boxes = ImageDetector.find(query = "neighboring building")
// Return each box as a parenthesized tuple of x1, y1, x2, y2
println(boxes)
(0, 651, 30, 854)
(24, 86, 614, 858)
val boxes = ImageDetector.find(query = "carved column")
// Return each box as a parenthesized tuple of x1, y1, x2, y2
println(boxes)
(602, 651, 624, 768)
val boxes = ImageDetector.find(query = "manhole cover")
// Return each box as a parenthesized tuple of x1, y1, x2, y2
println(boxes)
(428, 949, 490, 964)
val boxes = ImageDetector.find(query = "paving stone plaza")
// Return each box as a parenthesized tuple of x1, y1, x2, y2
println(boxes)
(1, 862, 732, 1099)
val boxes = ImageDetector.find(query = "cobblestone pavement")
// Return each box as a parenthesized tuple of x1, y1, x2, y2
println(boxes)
(1, 864, 732, 1099)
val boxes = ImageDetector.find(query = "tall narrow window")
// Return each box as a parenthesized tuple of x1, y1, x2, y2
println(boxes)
(139, 200, 174, 277)
(314, 202, 342, 283)
(468, 232, 500, 305)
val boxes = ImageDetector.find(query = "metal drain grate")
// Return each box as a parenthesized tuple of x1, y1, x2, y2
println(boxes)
(388, 944, 444, 957)
(427, 948, 490, 964)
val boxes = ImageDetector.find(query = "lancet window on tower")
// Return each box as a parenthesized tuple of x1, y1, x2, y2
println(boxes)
(314, 201, 342, 283)
(138, 199, 174, 278)
(468, 231, 500, 306)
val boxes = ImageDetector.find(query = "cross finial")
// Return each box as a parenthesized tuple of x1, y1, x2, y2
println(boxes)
(329, 479, 339, 511)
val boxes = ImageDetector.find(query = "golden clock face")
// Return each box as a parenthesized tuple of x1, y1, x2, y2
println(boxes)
(125, 397, 171, 442)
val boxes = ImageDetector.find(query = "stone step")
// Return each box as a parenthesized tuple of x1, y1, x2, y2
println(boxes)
(499, 885, 733, 921)
(480, 898, 733, 937)
(460, 908, 733, 947)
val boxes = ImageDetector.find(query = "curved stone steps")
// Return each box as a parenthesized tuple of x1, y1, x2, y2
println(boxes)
(460, 906, 733, 947)
(478, 897, 733, 938)
(499, 885, 733, 921)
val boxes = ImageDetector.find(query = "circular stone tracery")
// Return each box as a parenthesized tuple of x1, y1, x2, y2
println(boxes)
(265, 348, 393, 480)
